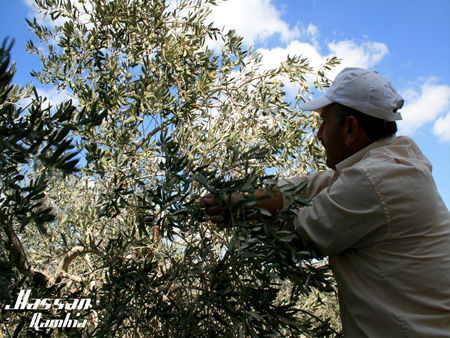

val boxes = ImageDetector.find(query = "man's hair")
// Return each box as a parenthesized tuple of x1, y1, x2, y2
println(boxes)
(331, 103, 398, 142)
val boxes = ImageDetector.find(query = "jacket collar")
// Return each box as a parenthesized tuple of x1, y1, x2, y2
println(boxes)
(335, 135, 398, 173)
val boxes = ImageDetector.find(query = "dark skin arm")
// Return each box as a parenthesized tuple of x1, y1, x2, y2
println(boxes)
(200, 188, 284, 229)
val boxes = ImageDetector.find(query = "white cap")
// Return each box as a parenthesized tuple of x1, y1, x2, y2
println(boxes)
(299, 67, 404, 121)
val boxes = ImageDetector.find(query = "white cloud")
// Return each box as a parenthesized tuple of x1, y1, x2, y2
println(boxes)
(205, 0, 390, 81)
(307, 23, 320, 47)
(17, 86, 77, 118)
(256, 39, 390, 78)
(206, 0, 389, 80)
(258, 39, 390, 82)
(399, 79, 450, 139)
(36, 86, 77, 109)
(432, 113, 450, 142)
(24, 0, 67, 27)
(208, 0, 300, 44)
(255, 38, 390, 97)
(24, 0, 93, 29)
(327, 40, 389, 78)
(256, 40, 325, 98)
(257, 40, 323, 71)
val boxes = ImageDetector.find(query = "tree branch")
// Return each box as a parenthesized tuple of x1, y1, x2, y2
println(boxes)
(2, 221, 94, 288)
(50, 246, 94, 285)
(133, 123, 167, 154)
(2, 222, 51, 286)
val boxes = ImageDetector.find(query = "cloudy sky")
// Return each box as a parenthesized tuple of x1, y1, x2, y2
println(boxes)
(1, 0, 449, 207)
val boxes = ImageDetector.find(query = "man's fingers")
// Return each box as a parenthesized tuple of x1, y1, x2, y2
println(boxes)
(205, 204, 223, 216)
(200, 193, 229, 230)
(209, 215, 224, 224)
(211, 217, 228, 230)
(217, 222, 228, 230)
(200, 193, 217, 207)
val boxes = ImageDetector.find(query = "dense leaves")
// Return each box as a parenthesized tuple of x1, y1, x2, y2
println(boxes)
(1, 0, 341, 337)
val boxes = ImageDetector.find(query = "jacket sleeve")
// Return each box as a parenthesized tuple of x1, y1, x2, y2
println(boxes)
(293, 166, 388, 256)
(277, 170, 335, 207)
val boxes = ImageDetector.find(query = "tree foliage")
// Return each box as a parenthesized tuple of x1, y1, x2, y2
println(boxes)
(1, 0, 341, 336)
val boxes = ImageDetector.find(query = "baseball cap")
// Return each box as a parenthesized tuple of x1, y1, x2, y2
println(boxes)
(299, 67, 404, 121)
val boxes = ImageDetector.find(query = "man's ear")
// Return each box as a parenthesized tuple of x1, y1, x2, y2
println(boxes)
(344, 116, 359, 145)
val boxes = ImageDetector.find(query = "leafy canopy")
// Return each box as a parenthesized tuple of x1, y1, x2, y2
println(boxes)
(1, 0, 341, 337)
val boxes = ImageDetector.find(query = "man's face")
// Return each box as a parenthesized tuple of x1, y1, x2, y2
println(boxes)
(317, 105, 347, 170)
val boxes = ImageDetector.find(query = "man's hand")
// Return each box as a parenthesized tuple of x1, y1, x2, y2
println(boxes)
(200, 193, 229, 229)
(200, 190, 283, 229)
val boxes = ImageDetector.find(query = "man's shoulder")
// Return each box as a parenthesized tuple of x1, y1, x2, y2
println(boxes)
(356, 136, 432, 173)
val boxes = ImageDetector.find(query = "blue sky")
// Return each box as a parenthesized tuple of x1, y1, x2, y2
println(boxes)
(1, 0, 449, 208)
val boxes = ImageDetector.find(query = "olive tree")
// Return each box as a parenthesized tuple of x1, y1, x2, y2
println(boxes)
(1, 0, 341, 336)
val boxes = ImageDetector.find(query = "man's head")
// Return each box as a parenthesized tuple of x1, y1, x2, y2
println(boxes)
(317, 103, 398, 169)
(300, 67, 404, 169)
(300, 67, 404, 121)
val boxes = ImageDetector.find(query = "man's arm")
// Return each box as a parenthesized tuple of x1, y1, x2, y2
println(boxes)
(200, 188, 284, 229)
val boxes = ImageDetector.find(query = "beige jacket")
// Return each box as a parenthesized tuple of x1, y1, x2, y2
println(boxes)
(279, 136, 450, 337)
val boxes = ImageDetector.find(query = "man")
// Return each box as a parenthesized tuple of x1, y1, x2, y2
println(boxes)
(201, 68, 450, 337)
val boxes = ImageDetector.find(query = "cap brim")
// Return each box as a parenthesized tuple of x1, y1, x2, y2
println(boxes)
(298, 95, 333, 112)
